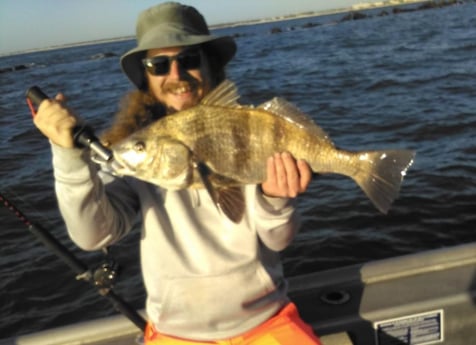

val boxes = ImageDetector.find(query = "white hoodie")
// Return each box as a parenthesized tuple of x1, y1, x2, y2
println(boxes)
(51, 143, 301, 340)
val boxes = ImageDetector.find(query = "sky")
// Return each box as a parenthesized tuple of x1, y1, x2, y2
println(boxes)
(0, 0, 374, 56)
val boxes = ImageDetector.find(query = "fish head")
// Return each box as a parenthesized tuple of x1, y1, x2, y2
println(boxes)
(112, 135, 194, 189)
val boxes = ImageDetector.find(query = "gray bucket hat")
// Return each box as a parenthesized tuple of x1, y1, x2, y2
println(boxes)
(121, 2, 237, 89)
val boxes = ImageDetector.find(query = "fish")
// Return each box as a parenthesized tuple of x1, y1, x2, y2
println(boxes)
(110, 80, 415, 223)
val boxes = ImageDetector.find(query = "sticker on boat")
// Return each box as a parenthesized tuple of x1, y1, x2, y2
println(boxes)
(374, 309, 444, 345)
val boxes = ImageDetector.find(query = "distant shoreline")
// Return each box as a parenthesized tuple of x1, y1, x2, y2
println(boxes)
(211, 0, 428, 29)
(0, 0, 440, 57)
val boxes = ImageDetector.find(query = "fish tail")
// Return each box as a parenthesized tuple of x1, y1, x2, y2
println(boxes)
(351, 149, 415, 213)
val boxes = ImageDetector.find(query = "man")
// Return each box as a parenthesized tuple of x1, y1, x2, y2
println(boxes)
(33, 2, 321, 344)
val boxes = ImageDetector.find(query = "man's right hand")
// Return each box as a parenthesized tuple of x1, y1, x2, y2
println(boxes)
(33, 93, 78, 148)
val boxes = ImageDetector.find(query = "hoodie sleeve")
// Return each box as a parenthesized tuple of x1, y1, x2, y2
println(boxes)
(250, 186, 301, 252)
(51, 143, 139, 251)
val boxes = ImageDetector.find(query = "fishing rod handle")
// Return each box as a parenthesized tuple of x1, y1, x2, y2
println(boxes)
(25, 86, 113, 161)
(26, 85, 48, 105)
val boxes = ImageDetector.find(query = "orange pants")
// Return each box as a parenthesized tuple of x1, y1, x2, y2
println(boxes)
(144, 302, 321, 345)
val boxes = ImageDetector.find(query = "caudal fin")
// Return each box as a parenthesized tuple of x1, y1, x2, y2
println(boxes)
(352, 150, 415, 213)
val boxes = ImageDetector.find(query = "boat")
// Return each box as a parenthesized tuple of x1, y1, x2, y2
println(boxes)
(1, 241, 474, 345)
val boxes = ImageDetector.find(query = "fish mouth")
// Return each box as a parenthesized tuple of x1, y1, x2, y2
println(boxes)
(90, 151, 129, 176)
(110, 153, 137, 175)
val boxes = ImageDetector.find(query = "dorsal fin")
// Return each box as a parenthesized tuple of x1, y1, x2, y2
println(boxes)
(200, 79, 241, 107)
(258, 97, 331, 142)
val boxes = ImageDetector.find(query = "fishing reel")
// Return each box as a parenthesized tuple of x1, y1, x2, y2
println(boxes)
(93, 260, 119, 289)
(93, 248, 120, 290)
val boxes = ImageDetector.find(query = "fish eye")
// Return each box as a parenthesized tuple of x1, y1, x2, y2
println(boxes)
(133, 141, 146, 152)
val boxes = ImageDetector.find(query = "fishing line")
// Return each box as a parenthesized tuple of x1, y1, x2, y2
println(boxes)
(1, 187, 59, 230)
(1, 190, 32, 226)
(1, 190, 92, 278)
(26, 97, 37, 117)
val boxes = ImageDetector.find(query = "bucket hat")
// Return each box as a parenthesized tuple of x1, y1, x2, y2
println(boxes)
(121, 2, 237, 89)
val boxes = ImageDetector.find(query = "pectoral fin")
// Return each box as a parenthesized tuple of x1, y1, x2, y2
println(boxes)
(194, 161, 245, 223)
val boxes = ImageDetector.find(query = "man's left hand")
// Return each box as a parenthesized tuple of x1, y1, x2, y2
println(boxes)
(261, 152, 312, 198)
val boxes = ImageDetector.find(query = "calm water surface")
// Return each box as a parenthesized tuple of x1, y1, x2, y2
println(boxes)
(1, 3, 475, 338)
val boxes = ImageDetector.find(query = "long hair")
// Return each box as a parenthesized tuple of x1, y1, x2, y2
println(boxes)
(100, 89, 164, 146)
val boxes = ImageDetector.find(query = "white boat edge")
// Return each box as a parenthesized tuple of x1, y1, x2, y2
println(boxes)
(2, 242, 475, 345)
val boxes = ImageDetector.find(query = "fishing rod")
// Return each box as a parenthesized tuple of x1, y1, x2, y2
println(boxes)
(7, 86, 148, 332)
(0, 192, 146, 332)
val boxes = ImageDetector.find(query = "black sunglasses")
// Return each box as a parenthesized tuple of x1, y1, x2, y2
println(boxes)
(142, 50, 202, 76)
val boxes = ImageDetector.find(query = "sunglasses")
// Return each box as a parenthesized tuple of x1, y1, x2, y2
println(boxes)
(142, 50, 202, 76)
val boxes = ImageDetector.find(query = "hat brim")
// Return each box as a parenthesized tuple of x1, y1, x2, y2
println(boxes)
(121, 29, 236, 89)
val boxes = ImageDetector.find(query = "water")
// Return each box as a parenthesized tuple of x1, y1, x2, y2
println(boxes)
(1, 3, 475, 338)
